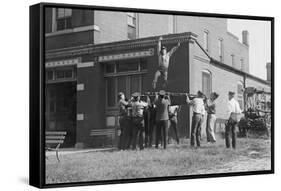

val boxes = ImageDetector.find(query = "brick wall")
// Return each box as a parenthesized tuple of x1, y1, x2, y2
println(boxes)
(94, 10, 128, 44)
(176, 15, 249, 72)
(138, 13, 171, 38)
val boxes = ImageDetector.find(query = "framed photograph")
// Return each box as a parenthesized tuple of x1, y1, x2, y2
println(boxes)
(29, 2, 274, 188)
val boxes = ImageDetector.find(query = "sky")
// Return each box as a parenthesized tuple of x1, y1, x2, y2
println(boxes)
(227, 19, 271, 80)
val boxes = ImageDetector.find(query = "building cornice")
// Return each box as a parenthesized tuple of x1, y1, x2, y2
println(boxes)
(45, 25, 100, 37)
(45, 32, 198, 59)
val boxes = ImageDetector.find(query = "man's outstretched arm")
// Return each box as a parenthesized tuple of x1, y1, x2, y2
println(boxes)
(168, 42, 181, 56)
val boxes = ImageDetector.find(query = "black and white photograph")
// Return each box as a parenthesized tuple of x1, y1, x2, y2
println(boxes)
(40, 3, 273, 186)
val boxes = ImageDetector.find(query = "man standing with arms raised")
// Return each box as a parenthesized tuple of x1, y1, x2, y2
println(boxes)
(131, 92, 148, 150)
(186, 91, 206, 148)
(155, 90, 171, 149)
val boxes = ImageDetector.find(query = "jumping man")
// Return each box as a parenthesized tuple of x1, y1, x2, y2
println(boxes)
(152, 37, 181, 89)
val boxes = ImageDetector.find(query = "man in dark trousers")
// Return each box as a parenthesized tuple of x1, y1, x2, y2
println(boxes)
(186, 91, 206, 148)
(147, 104, 157, 147)
(155, 90, 171, 149)
(118, 92, 131, 150)
(168, 105, 180, 144)
(131, 92, 148, 150)
(117, 92, 130, 150)
(225, 91, 242, 149)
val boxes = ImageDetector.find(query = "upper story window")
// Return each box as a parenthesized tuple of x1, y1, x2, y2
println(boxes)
(240, 58, 244, 71)
(56, 8, 72, 31)
(202, 70, 212, 98)
(218, 38, 223, 62)
(127, 13, 137, 40)
(203, 30, 209, 52)
(231, 54, 235, 67)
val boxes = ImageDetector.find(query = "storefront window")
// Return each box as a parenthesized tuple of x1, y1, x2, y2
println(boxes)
(105, 63, 115, 73)
(47, 70, 54, 81)
(104, 58, 148, 107)
(107, 78, 116, 107)
(106, 74, 146, 107)
(116, 61, 138, 72)
(130, 75, 140, 95)
(140, 58, 148, 70)
(117, 76, 127, 97)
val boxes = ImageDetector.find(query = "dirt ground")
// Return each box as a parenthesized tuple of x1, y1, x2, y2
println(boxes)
(46, 137, 272, 184)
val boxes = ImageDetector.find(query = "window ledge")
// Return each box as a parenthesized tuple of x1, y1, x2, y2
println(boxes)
(45, 25, 100, 37)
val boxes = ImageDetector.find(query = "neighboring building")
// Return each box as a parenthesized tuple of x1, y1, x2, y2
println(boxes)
(266, 62, 271, 82)
(44, 8, 270, 148)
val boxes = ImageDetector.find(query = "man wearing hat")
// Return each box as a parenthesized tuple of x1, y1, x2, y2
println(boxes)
(186, 90, 206, 148)
(152, 36, 181, 89)
(225, 91, 242, 149)
(205, 92, 219, 143)
(117, 92, 132, 150)
(131, 92, 148, 150)
(154, 90, 171, 149)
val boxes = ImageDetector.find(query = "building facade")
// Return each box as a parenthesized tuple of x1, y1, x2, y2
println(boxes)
(44, 8, 270, 148)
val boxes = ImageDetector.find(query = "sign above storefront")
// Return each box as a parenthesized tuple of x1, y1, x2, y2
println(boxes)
(45, 58, 80, 68)
(97, 48, 154, 63)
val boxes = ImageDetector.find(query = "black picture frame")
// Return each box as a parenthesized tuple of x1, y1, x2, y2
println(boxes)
(30, 2, 274, 188)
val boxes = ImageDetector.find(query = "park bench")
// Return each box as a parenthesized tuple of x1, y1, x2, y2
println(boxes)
(90, 128, 116, 147)
(45, 131, 67, 162)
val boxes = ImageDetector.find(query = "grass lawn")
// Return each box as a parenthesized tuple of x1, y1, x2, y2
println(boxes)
(46, 137, 271, 184)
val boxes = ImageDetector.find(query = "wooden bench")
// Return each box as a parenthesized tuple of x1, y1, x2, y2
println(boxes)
(90, 129, 116, 147)
(45, 131, 67, 162)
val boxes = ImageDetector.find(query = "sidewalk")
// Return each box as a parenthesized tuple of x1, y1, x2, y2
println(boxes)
(46, 147, 116, 156)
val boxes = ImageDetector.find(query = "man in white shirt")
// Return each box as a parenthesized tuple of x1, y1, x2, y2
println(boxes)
(225, 91, 242, 149)
(186, 91, 206, 147)
(131, 92, 148, 150)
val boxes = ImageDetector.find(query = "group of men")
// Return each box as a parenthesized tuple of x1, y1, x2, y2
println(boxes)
(117, 35, 242, 150)
(117, 89, 242, 150)
(188, 90, 242, 149)
(117, 90, 181, 150)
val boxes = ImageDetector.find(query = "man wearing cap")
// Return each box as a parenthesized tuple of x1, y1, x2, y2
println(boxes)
(205, 92, 219, 143)
(117, 92, 131, 150)
(131, 92, 148, 150)
(186, 91, 206, 148)
(152, 36, 181, 89)
(154, 90, 171, 149)
(225, 91, 242, 149)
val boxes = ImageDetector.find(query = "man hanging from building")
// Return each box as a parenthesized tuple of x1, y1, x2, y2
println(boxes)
(152, 36, 181, 89)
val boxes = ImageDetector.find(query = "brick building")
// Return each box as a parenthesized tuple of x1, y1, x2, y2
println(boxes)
(44, 7, 270, 148)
